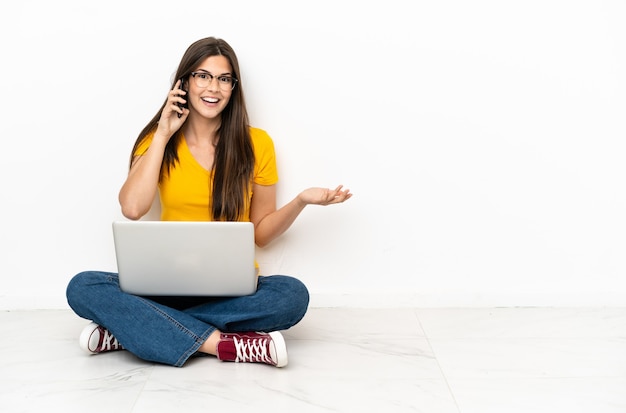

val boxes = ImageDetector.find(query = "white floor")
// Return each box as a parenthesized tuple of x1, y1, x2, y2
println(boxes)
(1, 307, 626, 413)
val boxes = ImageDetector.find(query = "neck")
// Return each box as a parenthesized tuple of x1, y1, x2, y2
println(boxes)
(182, 116, 221, 145)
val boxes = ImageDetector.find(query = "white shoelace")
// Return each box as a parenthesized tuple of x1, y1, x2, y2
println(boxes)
(233, 336, 272, 364)
(100, 329, 121, 351)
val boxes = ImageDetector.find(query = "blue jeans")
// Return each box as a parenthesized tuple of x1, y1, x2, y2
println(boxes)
(66, 271, 309, 367)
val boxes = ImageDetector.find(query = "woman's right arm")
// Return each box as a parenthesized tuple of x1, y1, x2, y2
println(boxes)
(119, 81, 189, 220)
(118, 133, 169, 220)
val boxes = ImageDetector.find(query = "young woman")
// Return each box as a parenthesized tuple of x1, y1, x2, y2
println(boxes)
(66, 37, 351, 368)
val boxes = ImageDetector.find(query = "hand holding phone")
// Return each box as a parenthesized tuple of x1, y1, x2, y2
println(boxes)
(176, 78, 187, 118)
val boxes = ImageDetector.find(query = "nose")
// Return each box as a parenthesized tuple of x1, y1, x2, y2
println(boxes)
(205, 76, 220, 91)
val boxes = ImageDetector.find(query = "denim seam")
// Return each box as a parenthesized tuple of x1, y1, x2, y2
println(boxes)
(176, 327, 214, 367)
(139, 297, 214, 367)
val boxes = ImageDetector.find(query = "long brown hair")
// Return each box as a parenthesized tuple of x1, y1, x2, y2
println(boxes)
(130, 37, 255, 221)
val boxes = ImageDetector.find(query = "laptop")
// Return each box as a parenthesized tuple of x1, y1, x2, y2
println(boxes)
(112, 220, 258, 296)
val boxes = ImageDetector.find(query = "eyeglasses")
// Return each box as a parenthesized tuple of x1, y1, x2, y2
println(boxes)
(190, 71, 238, 91)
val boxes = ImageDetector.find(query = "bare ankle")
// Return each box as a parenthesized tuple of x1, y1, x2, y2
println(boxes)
(199, 330, 221, 355)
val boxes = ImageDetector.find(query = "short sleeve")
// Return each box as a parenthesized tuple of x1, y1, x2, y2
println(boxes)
(133, 133, 154, 157)
(250, 127, 278, 186)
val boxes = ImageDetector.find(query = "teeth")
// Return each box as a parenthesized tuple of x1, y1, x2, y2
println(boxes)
(202, 97, 219, 103)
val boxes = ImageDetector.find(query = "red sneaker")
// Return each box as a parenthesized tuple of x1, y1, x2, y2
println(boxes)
(79, 322, 124, 354)
(216, 331, 288, 367)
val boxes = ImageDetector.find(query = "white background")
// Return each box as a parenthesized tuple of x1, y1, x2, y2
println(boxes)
(1, 0, 624, 309)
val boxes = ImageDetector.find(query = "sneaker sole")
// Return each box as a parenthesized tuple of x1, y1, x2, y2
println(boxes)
(269, 331, 288, 367)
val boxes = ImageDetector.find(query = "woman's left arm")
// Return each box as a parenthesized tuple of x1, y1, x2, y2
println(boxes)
(250, 183, 352, 248)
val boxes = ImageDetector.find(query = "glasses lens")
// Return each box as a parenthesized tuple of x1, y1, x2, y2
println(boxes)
(193, 73, 209, 88)
(192, 73, 236, 91)
(218, 76, 236, 91)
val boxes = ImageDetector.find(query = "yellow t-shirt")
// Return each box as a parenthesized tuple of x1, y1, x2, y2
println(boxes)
(134, 127, 278, 222)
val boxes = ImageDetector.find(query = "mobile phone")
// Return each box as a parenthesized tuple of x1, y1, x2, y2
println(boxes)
(177, 77, 187, 118)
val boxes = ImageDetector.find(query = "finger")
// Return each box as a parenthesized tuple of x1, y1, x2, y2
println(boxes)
(332, 186, 348, 200)
(169, 95, 186, 107)
(333, 189, 352, 204)
(174, 106, 184, 118)
(333, 194, 347, 204)
(327, 188, 342, 202)
(168, 93, 186, 117)
(324, 193, 342, 205)
(173, 78, 183, 92)
(164, 101, 180, 117)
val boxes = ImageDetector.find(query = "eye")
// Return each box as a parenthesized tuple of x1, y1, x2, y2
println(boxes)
(197, 73, 211, 80)
(218, 76, 231, 84)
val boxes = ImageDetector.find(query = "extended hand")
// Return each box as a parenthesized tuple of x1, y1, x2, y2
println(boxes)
(299, 185, 352, 206)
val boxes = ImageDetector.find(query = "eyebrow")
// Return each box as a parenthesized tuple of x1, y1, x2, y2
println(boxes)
(194, 69, 234, 76)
